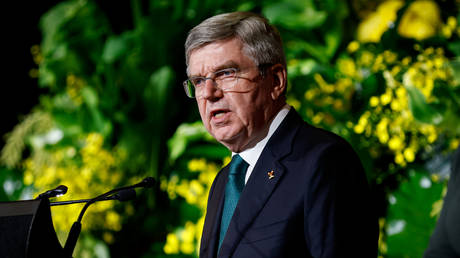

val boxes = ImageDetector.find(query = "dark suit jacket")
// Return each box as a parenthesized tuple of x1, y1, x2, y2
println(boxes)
(200, 109, 379, 258)
(424, 147, 460, 257)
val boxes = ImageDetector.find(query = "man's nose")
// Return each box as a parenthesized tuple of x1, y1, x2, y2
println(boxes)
(201, 79, 223, 100)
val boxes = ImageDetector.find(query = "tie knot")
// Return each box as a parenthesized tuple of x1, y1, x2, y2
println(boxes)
(228, 154, 249, 175)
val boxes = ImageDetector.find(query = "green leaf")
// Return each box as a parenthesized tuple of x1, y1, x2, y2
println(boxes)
(144, 66, 174, 121)
(448, 41, 460, 56)
(102, 33, 134, 64)
(362, 73, 386, 99)
(324, 26, 341, 58)
(237, 2, 256, 12)
(287, 59, 318, 77)
(405, 86, 443, 125)
(167, 121, 215, 163)
(386, 170, 444, 257)
(40, 0, 84, 54)
(263, 0, 327, 30)
(81, 87, 99, 108)
(292, 41, 329, 63)
(81, 87, 111, 136)
(449, 58, 460, 84)
(52, 111, 83, 137)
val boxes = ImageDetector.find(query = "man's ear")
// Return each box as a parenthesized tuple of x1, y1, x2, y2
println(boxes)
(269, 64, 287, 100)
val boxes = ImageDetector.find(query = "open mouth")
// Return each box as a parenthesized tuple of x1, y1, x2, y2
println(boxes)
(211, 109, 229, 119)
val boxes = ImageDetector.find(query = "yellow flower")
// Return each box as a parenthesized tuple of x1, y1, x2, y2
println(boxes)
(312, 113, 324, 125)
(347, 41, 360, 53)
(428, 132, 437, 143)
(403, 148, 415, 162)
(357, 0, 404, 42)
(222, 156, 232, 167)
(338, 58, 357, 77)
(188, 158, 207, 172)
(304, 89, 318, 101)
(190, 180, 205, 197)
(395, 86, 406, 98)
(359, 51, 375, 66)
(390, 100, 402, 111)
(441, 26, 452, 38)
(372, 54, 385, 72)
(354, 124, 364, 134)
(376, 118, 390, 144)
(398, 0, 441, 40)
(391, 65, 401, 76)
(380, 91, 393, 106)
(401, 56, 412, 66)
(314, 74, 335, 93)
(389, 136, 404, 151)
(336, 78, 353, 93)
(182, 222, 196, 243)
(24, 170, 34, 185)
(22, 132, 125, 234)
(103, 232, 114, 244)
(431, 199, 444, 217)
(164, 233, 180, 254)
(447, 16, 457, 29)
(287, 97, 301, 110)
(395, 152, 406, 166)
(333, 99, 344, 110)
(180, 242, 195, 254)
(450, 139, 459, 150)
(105, 211, 121, 231)
(383, 50, 398, 64)
(434, 57, 444, 68)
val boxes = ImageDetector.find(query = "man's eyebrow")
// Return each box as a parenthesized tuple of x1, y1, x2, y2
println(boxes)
(213, 61, 239, 72)
(189, 60, 240, 78)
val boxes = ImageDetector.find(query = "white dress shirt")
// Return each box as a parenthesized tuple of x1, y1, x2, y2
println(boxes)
(233, 104, 291, 183)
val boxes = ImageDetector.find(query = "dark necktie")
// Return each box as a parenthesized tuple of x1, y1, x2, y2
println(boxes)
(218, 154, 249, 249)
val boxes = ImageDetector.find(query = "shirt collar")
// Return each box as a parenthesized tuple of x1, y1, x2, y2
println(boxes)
(233, 104, 291, 167)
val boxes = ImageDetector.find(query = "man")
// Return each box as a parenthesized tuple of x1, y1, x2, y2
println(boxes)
(183, 12, 378, 257)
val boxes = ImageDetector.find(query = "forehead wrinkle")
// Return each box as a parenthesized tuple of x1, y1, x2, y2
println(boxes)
(189, 60, 240, 77)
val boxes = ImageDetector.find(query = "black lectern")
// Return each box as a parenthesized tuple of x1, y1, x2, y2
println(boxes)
(0, 198, 64, 258)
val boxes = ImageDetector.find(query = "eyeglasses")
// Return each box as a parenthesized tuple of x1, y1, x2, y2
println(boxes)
(183, 65, 270, 98)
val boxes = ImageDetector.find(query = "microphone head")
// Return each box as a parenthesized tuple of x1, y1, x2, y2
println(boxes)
(139, 177, 156, 188)
(37, 184, 69, 199)
(55, 185, 68, 196)
(115, 189, 137, 202)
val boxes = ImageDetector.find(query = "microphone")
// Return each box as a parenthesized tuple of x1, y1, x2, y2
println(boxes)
(50, 188, 136, 206)
(35, 185, 68, 199)
(112, 188, 137, 202)
(134, 177, 156, 188)
(63, 177, 155, 257)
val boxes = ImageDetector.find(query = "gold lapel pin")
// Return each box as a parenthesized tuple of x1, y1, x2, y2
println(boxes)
(267, 170, 275, 179)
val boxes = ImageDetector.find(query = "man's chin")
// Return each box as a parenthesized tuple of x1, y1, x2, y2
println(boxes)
(212, 129, 246, 152)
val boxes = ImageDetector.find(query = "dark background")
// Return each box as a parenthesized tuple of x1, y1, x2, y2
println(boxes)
(0, 1, 137, 149)
(1, 1, 60, 149)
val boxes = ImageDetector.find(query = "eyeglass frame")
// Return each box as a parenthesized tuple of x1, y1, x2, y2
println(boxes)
(183, 63, 273, 98)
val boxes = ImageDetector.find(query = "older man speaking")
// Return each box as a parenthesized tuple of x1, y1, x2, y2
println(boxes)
(183, 11, 379, 258)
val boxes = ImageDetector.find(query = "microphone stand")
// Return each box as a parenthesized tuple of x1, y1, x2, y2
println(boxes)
(63, 177, 155, 258)
(50, 188, 136, 206)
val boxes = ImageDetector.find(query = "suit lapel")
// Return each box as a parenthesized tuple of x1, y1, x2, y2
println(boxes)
(218, 110, 302, 257)
(201, 166, 229, 258)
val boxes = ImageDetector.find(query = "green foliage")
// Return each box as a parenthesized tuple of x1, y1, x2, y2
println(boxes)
(264, 0, 349, 63)
(0, 167, 26, 201)
(385, 170, 445, 257)
(405, 86, 443, 125)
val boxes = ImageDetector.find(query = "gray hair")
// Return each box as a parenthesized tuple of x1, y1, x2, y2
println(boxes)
(185, 12, 286, 72)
